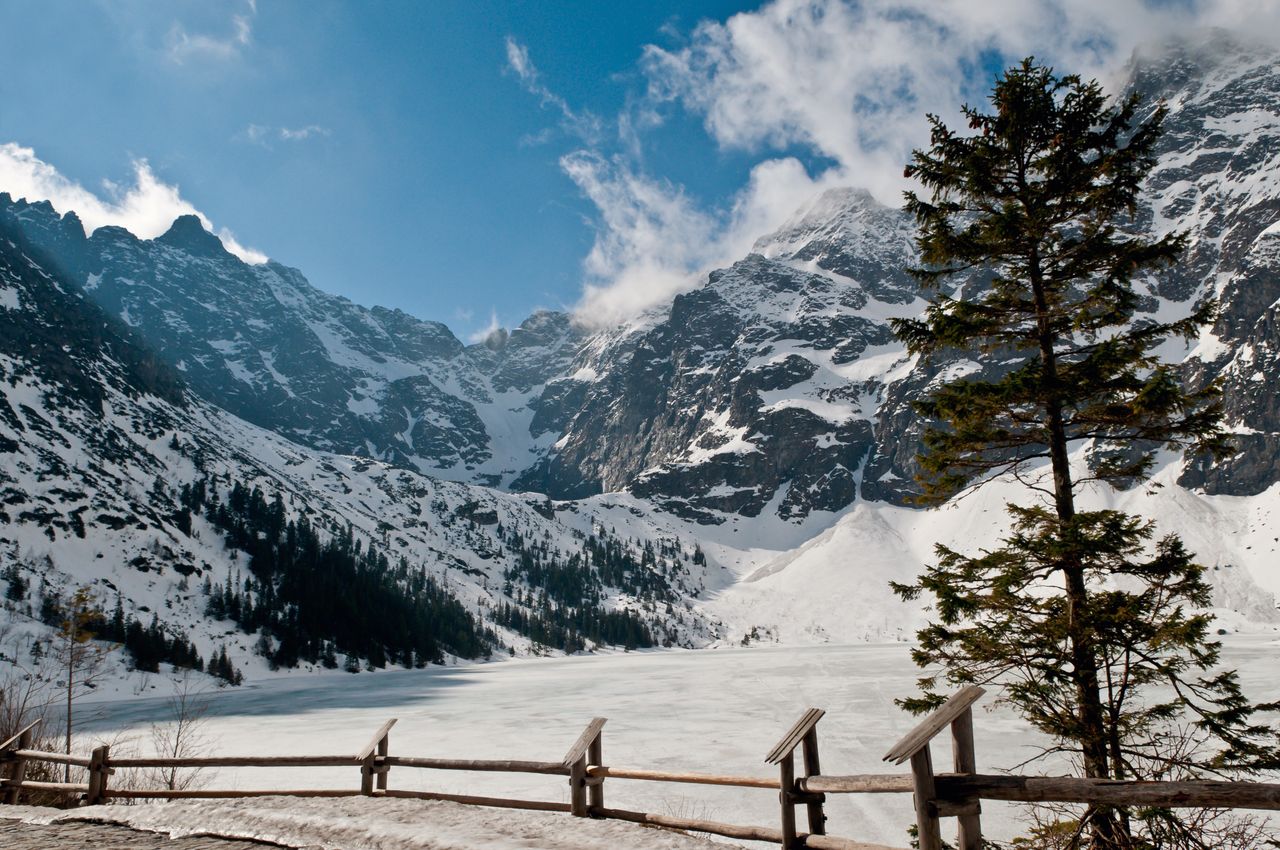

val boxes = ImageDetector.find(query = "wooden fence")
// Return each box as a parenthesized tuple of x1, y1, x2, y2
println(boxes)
(3, 686, 1280, 850)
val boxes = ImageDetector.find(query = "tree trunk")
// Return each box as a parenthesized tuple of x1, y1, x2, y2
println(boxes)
(1030, 255, 1124, 848)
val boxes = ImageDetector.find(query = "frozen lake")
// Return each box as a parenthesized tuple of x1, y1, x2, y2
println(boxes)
(82, 635, 1280, 847)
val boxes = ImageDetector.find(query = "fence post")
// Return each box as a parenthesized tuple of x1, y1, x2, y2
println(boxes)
(377, 732, 390, 793)
(357, 719, 397, 796)
(1, 722, 39, 805)
(909, 746, 942, 850)
(563, 718, 607, 818)
(883, 686, 985, 850)
(587, 726, 604, 811)
(951, 707, 981, 850)
(764, 708, 825, 850)
(801, 726, 825, 836)
(778, 754, 797, 849)
(85, 744, 111, 805)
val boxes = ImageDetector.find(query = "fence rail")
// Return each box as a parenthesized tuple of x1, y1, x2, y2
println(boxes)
(4, 689, 1279, 850)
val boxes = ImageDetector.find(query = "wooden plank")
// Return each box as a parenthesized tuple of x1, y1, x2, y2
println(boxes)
(910, 748, 942, 850)
(804, 836, 909, 850)
(597, 805, 788, 845)
(0, 720, 42, 755)
(592, 806, 905, 850)
(356, 718, 398, 761)
(11, 749, 93, 768)
(109, 755, 360, 768)
(883, 687, 985, 765)
(779, 755, 797, 849)
(935, 774, 1280, 811)
(562, 717, 607, 767)
(1, 780, 89, 793)
(588, 765, 779, 789)
(934, 799, 980, 817)
(105, 788, 364, 799)
(380, 788, 572, 812)
(802, 728, 825, 836)
(950, 709, 981, 850)
(766, 708, 826, 765)
(386, 756, 569, 775)
(798, 774, 914, 794)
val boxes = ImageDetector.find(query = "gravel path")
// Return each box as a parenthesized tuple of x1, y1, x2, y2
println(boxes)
(0, 818, 289, 849)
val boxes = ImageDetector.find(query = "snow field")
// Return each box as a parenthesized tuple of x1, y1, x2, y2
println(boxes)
(76, 638, 1280, 847)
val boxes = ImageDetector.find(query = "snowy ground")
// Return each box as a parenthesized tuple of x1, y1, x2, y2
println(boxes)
(4, 798, 747, 850)
(67, 637, 1280, 848)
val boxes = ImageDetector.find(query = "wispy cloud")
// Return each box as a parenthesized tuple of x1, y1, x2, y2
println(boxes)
(466, 309, 503, 344)
(166, 2, 255, 64)
(504, 37, 603, 145)
(242, 124, 332, 148)
(534, 0, 1280, 325)
(279, 125, 330, 141)
(0, 143, 267, 264)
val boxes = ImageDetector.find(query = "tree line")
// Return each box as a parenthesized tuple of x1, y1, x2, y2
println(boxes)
(181, 477, 495, 670)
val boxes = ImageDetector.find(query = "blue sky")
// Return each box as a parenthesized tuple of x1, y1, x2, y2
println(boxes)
(0, 0, 769, 337)
(0, 1, 1261, 339)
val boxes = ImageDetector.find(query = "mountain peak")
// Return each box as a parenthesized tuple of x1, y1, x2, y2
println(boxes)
(155, 214, 230, 259)
(752, 187, 897, 256)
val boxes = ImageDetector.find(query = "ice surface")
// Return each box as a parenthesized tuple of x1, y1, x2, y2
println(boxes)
(76, 637, 1280, 847)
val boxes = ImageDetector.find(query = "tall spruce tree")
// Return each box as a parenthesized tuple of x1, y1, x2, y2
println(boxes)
(890, 59, 1279, 849)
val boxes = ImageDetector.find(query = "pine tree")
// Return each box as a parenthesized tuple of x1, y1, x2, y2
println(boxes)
(890, 59, 1279, 848)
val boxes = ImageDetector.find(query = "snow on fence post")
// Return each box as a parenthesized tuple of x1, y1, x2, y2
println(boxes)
(358, 719, 397, 796)
(1, 720, 40, 805)
(563, 717, 606, 817)
(85, 744, 111, 805)
(765, 708, 827, 849)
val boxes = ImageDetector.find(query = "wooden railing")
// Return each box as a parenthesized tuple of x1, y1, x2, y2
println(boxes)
(4, 688, 1279, 850)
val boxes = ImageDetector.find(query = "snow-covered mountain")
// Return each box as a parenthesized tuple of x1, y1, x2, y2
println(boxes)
(9, 31, 1280, 519)
(4, 202, 583, 489)
(523, 33, 1280, 516)
(0, 215, 720, 681)
(2, 31, 1278, 677)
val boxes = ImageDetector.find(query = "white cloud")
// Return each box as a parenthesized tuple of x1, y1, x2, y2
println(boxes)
(279, 125, 330, 142)
(568, 152, 852, 325)
(466, 309, 504, 344)
(565, 152, 717, 324)
(166, 3, 255, 64)
(563, 0, 1280, 325)
(644, 0, 1280, 201)
(504, 37, 603, 145)
(242, 124, 332, 148)
(0, 143, 267, 264)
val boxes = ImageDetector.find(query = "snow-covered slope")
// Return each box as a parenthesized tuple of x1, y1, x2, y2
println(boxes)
(0, 217, 721, 685)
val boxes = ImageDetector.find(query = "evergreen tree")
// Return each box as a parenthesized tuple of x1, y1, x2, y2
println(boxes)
(890, 59, 1278, 848)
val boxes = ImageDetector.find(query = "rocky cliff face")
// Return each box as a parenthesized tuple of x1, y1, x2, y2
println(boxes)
(1121, 34, 1280, 495)
(514, 192, 928, 520)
